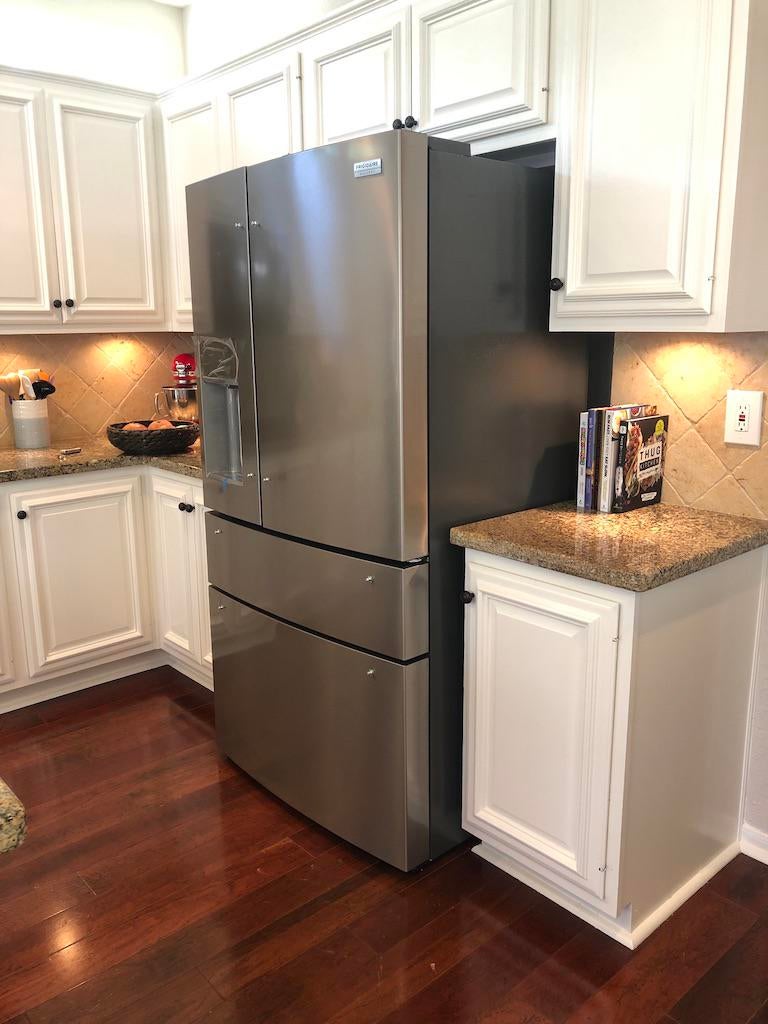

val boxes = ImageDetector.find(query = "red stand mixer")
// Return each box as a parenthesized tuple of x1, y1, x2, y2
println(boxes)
(155, 352, 199, 423)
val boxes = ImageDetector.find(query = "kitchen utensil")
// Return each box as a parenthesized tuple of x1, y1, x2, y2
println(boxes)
(107, 420, 199, 455)
(0, 374, 20, 401)
(32, 380, 56, 400)
(19, 373, 36, 400)
(154, 385, 198, 423)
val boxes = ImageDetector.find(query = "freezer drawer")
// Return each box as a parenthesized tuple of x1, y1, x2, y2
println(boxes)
(206, 515, 428, 660)
(211, 590, 429, 870)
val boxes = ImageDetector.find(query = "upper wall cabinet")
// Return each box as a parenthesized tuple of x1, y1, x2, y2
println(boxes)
(219, 52, 303, 167)
(411, 0, 550, 141)
(550, 0, 768, 333)
(0, 74, 164, 333)
(0, 81, 60, 328)
(46, 89, 164, 327)
(160, 88, 222, 331)
(300, 8, 411, 147)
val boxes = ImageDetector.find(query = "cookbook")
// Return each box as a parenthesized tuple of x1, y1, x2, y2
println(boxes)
(613, 414, 669, 512)
(597, 404, 658, 512)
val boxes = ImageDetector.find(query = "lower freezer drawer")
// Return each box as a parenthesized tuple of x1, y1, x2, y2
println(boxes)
(210, 588, 430, 871)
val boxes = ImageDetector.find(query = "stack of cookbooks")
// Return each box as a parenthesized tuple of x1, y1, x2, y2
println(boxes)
(577, 404, 669, 513)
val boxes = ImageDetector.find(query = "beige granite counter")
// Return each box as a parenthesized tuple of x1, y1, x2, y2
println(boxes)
(0, 778, 26, 853)
(0, 438, 202, 484)
(450, 503, 768, 591)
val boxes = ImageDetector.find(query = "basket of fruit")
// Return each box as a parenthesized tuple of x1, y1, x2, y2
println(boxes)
(106, 419, 199, 456)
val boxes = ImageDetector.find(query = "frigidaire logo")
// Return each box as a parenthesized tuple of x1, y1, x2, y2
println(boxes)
(353, 158, 383, 178)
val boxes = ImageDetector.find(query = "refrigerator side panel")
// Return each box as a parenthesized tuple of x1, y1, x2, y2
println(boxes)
(247, 132, 428, 561)
(427, 152, 598, 859)
(187, 169, 261, 526)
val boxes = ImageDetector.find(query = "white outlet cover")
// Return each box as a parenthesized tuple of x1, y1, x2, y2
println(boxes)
(724, 389, 763, 446)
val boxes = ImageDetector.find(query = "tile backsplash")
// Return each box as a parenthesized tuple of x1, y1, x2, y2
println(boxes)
(612, 332, 768, 519)
(0, 333, 193, 448)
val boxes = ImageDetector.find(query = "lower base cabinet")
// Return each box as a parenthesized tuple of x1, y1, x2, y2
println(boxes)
(0, 466, 212, 709)
(462, 547, 765, 948)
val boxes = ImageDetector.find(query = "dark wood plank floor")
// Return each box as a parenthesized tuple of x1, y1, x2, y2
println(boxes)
(2, 667, 768, 1024)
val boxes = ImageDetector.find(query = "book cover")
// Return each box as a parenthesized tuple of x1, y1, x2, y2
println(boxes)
(613, 414, 669, 512)
(576, 411, 589, 508)
(597, 404, 657, 512)
(584, 409, 600, 510)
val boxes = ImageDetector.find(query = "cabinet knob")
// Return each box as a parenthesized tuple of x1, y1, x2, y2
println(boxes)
(550, 277, 564, 292)
(186, 504, 195, 513)
(17, 510, 27, 520)
(392, 118, 404, 130)
(65, 298, 75, 308)
(460, 590, 475, 604)
(404, 115, 418, 129)
(178, 502, 186, 512)
(52, 299, 62, 309)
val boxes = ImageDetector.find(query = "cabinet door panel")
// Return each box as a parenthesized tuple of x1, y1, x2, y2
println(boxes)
(221, 52, 302, 168)
(48, 92, 163, 324)
(193, 492, 212, 672)
(162, 96, 221, 328)
(412, 0, 549, 140)
(151, 476, 199, 662)
(301, 10, 410, 147)
(11, 477, 150, 677)
(551, 0, 732, 322)
(0, 81, 60, 326)
(463, 562, 619, 904)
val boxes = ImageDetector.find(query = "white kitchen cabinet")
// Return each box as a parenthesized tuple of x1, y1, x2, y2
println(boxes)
(464, 559, 619, 906)
(0, 79, 60, 328)
(194, 494, 213, 671)
(411, 0, 549, 141)
(10, 475, 152, 679)
(301, 7, 411, 148)
(461, 545, 764, 947)
(0, 534, 16, 688)
(550, 0, 768, 332)
(149, 473, 201, 663)
(46, 87, 164, 326)
(160, 88, 223, 330)
(218, 51, 303, 168)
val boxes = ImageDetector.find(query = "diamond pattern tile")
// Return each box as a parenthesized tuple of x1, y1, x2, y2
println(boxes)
(0, 332, 193, 448)
(612, 332, 768, 520)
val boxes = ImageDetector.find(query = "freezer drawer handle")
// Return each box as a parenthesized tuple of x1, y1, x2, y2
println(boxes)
(460, 591, 475, 604)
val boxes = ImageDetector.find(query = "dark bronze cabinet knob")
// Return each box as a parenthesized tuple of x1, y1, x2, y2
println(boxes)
(460, 590, 475, 604)
(550, 277, 564, 291)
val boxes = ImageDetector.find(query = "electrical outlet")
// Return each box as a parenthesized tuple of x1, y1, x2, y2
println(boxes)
(724, 389, 763, 446)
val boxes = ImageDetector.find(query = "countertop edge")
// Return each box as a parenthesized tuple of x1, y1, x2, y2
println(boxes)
(0, 453, 202, 484)
(449, 518, 768, 593)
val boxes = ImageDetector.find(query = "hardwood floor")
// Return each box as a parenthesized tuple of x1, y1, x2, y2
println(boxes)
(1, 666, 768, 1023)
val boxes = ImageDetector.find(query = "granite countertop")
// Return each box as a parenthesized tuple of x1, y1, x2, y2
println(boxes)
(0, 778, 26, 853)
(450, 503, 768, 592)
(0, 438, 202, 484)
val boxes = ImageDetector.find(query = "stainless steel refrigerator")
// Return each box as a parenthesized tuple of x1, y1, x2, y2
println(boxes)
(187, 129, 602, 871)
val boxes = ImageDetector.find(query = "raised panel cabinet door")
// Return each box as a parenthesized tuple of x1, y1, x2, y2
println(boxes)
(193, 494, 212, 672)
(0, 80, 61, 326)
(551, 0, 732, 323)
(150, 476, 200, 663)
(463, 561, 620, 903)
(46, 90, 164, 325)
(411, 0, 549, 141)
(301, 8, 411, 148)
(219, 51, 303, 168)
(11, 476, 150, 678)
(162, 93, 221, 328)
(0, 536, 16, 687)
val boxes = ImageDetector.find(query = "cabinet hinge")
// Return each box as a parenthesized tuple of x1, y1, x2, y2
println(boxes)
(612, 635, 619, 644)
(598, 864, 607, 873)
(541, 85, 550, 93)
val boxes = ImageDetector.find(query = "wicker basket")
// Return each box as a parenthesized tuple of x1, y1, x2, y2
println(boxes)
(107, 420, 199, 456)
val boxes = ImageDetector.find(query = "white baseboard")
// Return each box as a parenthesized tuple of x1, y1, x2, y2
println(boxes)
(741, 823, 768, 865)
(0, 650, 213, 714)
(474, 838, 740, 950)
